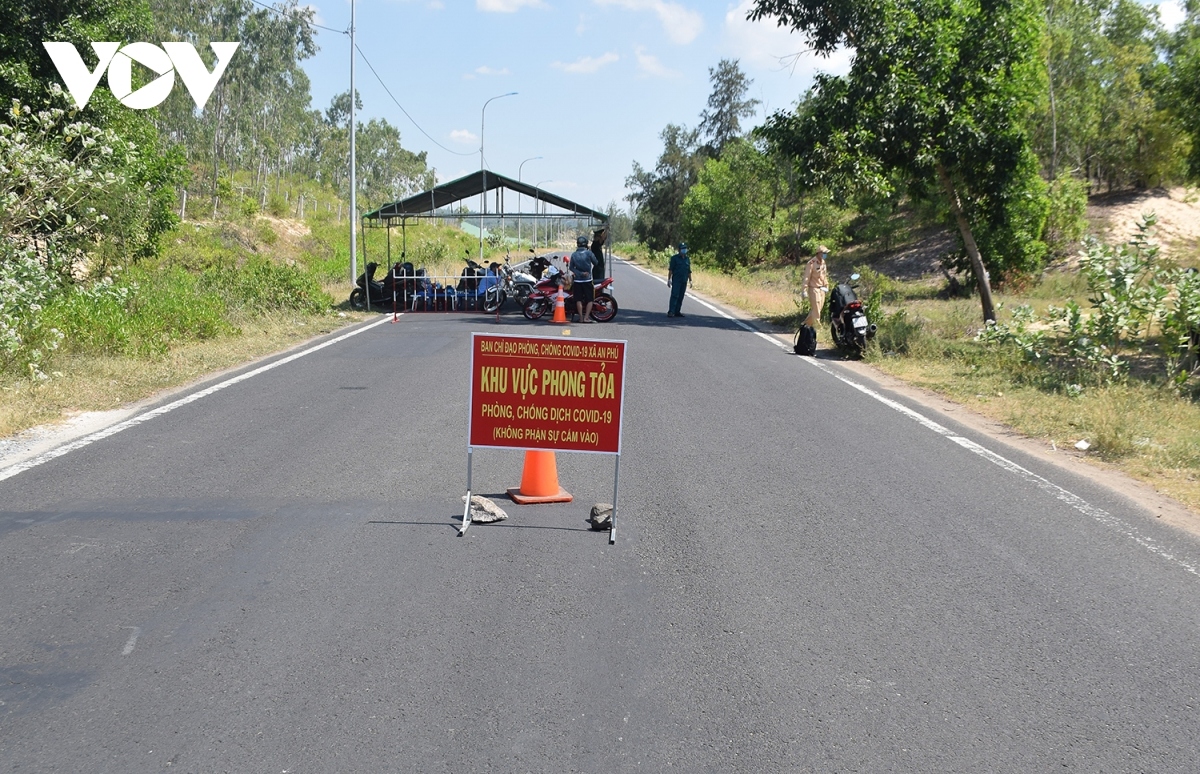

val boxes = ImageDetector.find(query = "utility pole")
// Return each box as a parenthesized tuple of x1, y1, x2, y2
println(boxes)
(349, 0, 358, 286)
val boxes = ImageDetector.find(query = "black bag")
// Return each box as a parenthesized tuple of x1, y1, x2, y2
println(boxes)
(794, 324, 817, 356)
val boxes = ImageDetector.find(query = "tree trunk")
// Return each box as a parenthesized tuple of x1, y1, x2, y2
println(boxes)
(936, 162, 996, 323)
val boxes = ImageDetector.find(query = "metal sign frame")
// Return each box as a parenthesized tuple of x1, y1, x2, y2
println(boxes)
(463, 332, 628, 544)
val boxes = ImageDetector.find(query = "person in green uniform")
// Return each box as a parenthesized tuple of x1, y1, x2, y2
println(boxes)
(667, 242, 691, 318)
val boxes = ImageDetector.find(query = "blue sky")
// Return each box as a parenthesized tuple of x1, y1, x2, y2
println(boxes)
(297, 0, 1186, 214)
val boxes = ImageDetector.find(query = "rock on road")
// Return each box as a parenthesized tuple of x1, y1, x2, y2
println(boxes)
(1, 258, 1199, 772)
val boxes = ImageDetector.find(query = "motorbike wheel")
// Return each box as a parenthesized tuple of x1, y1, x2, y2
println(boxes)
(523, 297, 549, 320)
(349, 287, 368, 310)
(590, 293, 618, 322)
(851, 333, 868, 359)
(483, 289, 505, 313)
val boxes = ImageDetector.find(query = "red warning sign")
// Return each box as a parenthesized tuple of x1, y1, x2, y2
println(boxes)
(468, 333, 626, 454)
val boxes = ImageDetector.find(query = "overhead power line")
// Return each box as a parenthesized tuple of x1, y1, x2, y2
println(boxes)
(247, 0, 474, 158)
(353, 43, 476, 157)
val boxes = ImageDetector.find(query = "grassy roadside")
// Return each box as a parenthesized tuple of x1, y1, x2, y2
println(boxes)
(0, 311, 366, 438)
(0, 207, 545, 441)
(616, 241, 1200, 514)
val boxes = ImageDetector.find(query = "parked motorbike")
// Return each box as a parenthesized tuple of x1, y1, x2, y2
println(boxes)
(522, 272, 618, 322)
(526, 249, 552, 280)
(829, 273, 877, 357)
(481, 253, 538, 313)
(350, 261, 413, 311)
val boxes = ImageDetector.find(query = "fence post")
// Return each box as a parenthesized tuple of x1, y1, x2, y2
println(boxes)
(180, 189, 187, 221)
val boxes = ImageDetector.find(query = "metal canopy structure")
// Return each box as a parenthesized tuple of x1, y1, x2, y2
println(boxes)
(363, 170, 608, 226)
(358, 170, 611, 283)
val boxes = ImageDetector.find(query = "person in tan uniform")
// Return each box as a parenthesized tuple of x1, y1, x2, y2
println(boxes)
(802, 245, 830, 328)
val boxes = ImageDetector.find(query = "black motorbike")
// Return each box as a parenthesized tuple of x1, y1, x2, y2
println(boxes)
(829, 273, 877, 357)
(350, 261, 414, 311)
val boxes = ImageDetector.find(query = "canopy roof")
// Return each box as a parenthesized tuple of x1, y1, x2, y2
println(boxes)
(363, 170, 608, 223)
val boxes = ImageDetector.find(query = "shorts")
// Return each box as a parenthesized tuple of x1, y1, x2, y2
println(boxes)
(573, 280, 594, 305)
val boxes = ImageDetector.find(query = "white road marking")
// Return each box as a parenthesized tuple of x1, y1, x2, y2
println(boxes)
(617, 258, 1200, 578)
(122, 626, 141, 655)
(0, 316, 396, 483)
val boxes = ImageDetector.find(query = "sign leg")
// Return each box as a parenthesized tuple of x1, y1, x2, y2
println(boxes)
(460, 449, 473, 536)
(609, 454, 620, 545)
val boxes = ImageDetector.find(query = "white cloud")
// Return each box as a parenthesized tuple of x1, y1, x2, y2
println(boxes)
(553, 52, 619, 74)
(475, 65, 511, 76)
(1158, 0, 1185, 31)
(723, 0, 851, 77)
(635, 46, 678, 78)
(450, 129, 479, 144)
(477, 0, 544, 11)
(594, 0, 704, 45)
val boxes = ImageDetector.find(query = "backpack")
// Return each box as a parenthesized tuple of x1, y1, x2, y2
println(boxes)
(794, 324, 817, 356)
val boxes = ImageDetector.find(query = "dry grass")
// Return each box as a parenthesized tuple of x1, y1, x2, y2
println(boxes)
(871, 354, 1200, 510)
(689, 269, 803, 321)
(625, 253, 1200, 513)
(0, 310, 364, 438)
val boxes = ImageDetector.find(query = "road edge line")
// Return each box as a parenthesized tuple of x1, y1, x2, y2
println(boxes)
(0, 315, 397, 483)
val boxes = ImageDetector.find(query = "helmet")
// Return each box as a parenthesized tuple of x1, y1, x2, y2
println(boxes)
(577, 235, 588, 247)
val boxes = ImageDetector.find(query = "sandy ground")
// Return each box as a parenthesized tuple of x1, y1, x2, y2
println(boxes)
(1088, 186, 1200, 258)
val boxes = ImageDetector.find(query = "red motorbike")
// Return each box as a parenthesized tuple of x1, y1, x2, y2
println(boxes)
(522, 271, 618, 322)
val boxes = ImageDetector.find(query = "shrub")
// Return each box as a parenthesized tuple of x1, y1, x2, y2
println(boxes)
(1043, 172, 1088, 260)
(201, 257, 331, 313)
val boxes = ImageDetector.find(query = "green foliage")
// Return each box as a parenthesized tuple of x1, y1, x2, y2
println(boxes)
(754, 0, 1051, 318)
(627, 124, 703, 250)
(681, 139, 778, 270)
(201, 257, 331, 313)
(976, 217, 1196, 386)
(698, 59, 761, 156)
(870, 308, 925, 355)
(1162, 267, 1200, 388)
(1037, 0, 1186, 190)
(1043, 172, 1089, 259)
(798, 188, 852, 254)
(852, 189, 908, 253)
(44, 270, 233, 358)
(955, 147, 1051, 283)
(0, 242, 64, 379)
(0, 0, 153, 110)
(267, 193, 289, 218)
(1167, 11, 1200, 181)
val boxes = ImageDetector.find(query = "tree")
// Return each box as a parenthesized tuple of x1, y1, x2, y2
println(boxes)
(752, 0, 1052, 322)
(1167, 1, 1200, 181)
(0, 0, 184, 266)
(681, 139, 778, 270)
(625, 124, 703, 250)
(152, 0, 318, 202)
(1035, 0, 1185, 191)
(355, 118, 434, 207)
(698, 59, 760, 156)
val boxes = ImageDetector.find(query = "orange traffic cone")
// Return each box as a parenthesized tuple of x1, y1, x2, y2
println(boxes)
(507, 450, 573, 504)
(552, 285, 568, 324)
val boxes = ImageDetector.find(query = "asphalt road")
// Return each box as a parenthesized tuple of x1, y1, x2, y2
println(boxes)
(2, 258, 1199, 772)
